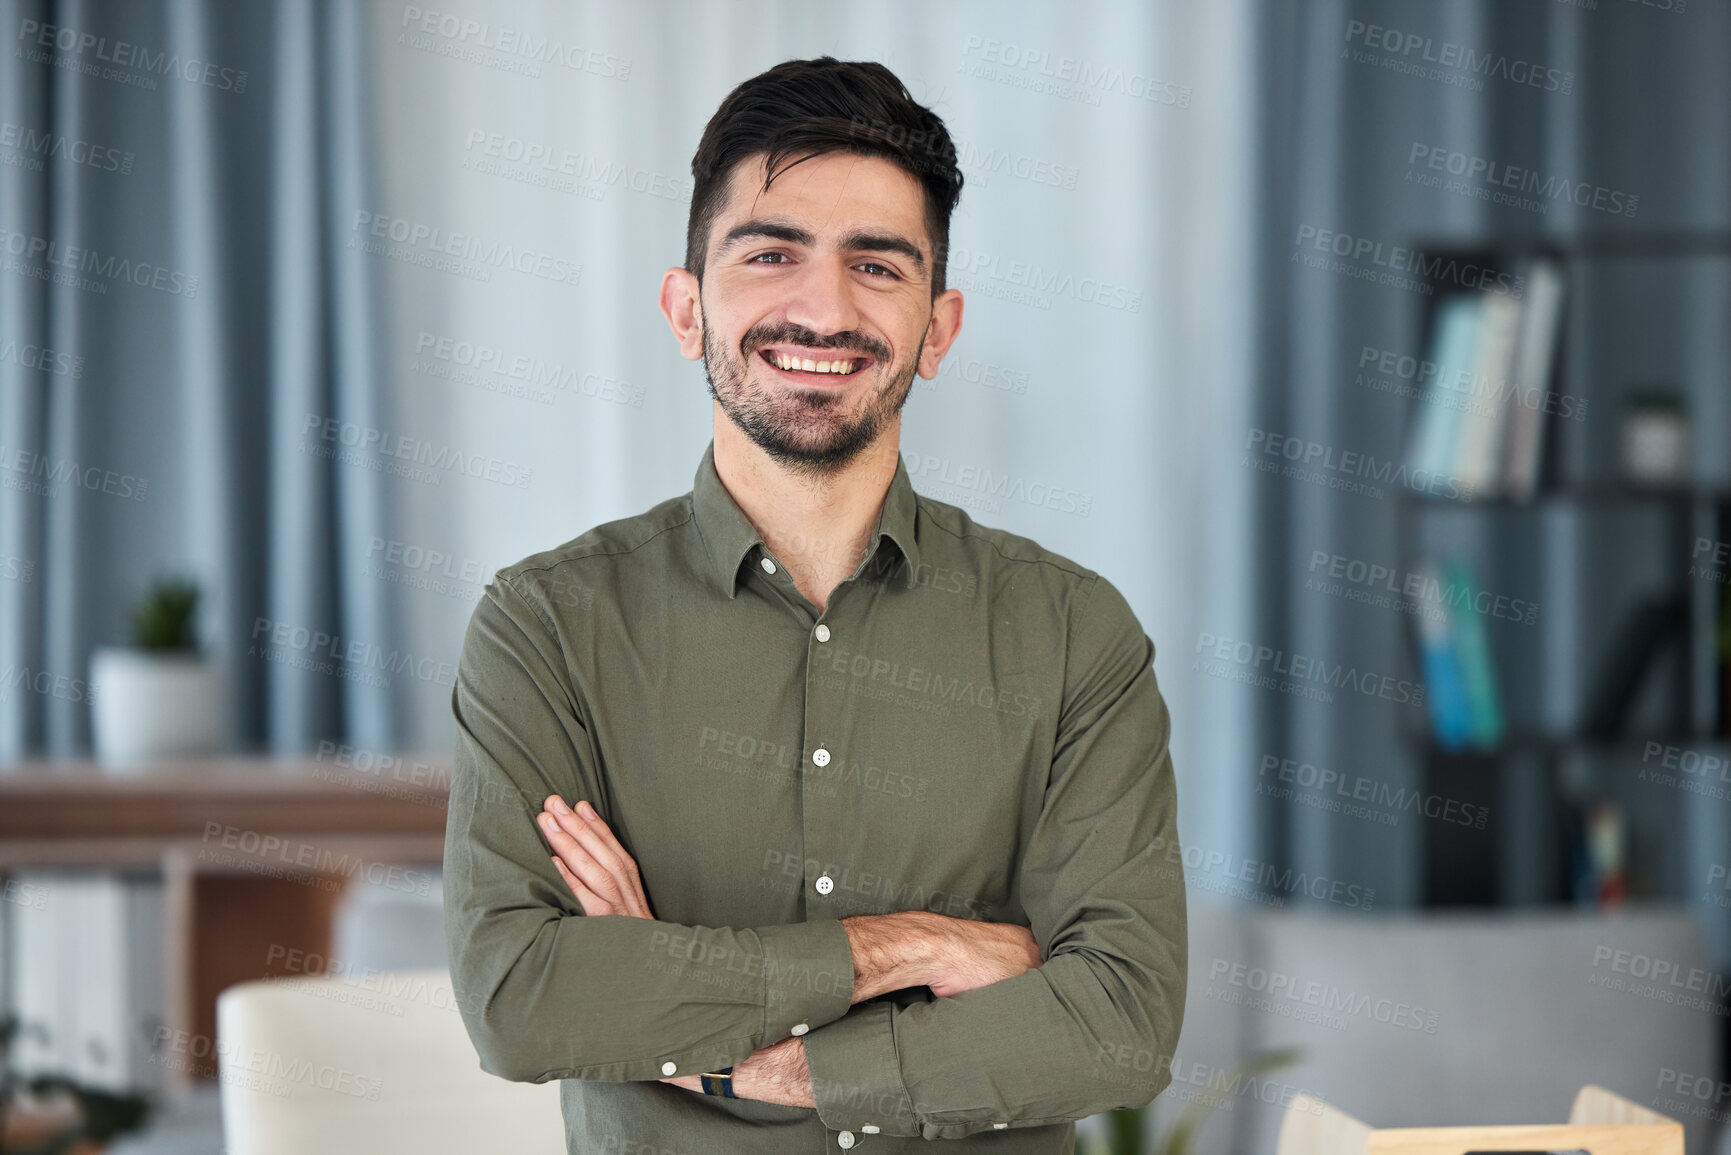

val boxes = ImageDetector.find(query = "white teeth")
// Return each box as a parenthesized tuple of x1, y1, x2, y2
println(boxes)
(769, 352, 858, 374)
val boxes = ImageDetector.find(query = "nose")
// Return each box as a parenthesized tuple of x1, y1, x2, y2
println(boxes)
(782, 253, 861, 338)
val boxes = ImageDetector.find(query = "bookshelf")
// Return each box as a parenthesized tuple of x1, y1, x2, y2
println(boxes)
(1389, 230, 1731, 908)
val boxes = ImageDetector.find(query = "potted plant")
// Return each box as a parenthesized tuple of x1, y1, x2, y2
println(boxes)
(89, 576, 226, 767)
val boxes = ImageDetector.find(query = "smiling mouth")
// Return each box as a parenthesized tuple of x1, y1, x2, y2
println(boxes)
(758, 348, 871, 377)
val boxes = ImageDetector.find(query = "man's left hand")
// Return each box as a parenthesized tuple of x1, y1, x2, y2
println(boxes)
(659, 1035, 814, 1108)
(538, 795, 655, 919)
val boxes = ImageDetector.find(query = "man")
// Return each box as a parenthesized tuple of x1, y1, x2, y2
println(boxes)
(444, 56, 1186, 1152)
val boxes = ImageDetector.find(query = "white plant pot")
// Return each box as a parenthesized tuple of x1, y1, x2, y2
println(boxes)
(90, 647, 227, 767)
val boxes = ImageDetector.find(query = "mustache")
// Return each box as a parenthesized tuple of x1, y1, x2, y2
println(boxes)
(742, 323, 890, 363)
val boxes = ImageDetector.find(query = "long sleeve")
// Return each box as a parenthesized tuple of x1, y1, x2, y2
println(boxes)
(800, 574, 1188, 1139)
(442, 575, 858, 1083)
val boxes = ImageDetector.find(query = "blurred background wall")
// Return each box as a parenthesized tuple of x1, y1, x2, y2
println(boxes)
(3, 7, 1730, 1139)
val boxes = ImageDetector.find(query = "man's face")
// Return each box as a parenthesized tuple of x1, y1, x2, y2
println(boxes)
(692, 151, 941, 475)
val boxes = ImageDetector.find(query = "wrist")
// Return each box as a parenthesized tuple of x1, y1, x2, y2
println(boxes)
(732, 1036, 811, 1107)
(841, 910, 951, 1002)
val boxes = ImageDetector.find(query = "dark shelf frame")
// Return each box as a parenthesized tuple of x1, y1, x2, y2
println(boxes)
(1392, 231, 1731, 907)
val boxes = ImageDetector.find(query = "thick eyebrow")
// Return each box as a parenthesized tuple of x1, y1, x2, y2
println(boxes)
(716, 218, 927, 276)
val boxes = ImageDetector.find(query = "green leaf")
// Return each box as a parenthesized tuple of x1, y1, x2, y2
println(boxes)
(129, 576, 201, 651)
(1158, 1047, 1302, 1155)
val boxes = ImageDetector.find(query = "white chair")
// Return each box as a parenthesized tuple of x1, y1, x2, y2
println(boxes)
(1275, 1085, 1682, 1155)
(217, 969, 565, 1155)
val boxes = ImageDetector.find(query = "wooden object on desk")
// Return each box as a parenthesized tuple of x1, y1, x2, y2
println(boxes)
(1277, 1085, 1682, 1155)
(0, 754, 450, 847)
(0, 755, 450, 1093)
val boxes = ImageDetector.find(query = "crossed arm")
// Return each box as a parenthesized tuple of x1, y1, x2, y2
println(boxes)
(533, 793, 1044, 1107)
(449, 572, 1185, 1135)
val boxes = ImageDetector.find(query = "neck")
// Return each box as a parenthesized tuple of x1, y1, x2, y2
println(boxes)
(712, 407, 901, 613)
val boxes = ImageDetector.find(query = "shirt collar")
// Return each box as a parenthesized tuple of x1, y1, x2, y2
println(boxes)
(692, 440, 922, 599)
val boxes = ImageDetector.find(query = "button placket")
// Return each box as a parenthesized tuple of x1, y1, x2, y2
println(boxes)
(798, 579, 870, 912)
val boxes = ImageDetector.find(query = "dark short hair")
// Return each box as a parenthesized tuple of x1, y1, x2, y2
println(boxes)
(685, 57, 963, 297)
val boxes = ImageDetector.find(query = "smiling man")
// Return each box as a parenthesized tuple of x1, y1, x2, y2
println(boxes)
(443, 57, 1186, 1152)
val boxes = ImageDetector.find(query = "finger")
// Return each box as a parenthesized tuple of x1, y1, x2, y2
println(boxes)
(551, 798, 645, 896)
(552, 855, 607, 914)
(552, 856, 616, 917)
(571, 808, 652, 918)
(542, 799, 639, 894)
(537, 812, 634, 912)
(542, 801, 651, 918)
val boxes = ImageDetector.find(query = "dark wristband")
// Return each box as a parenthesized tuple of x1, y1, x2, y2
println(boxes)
(700, 1066, 736, 1098)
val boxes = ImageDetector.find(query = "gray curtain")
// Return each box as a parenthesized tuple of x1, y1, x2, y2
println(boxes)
(0, 0, 401, 758)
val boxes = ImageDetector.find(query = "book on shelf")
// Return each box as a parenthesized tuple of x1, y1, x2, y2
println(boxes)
(1444, 559, 1506, 747)
(1413, 559, 1474, 750)
(1452, 292, 1521, 495)
(1403, 294, 1481, 486)
(1412, 557, 1505, 751)
(1569, 800, 1627, 908)
(1501, 259, 1566, 500)
(1402, 256, 1566, 500)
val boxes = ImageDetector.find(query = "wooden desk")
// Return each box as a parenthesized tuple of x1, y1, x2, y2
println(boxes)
(0, 755, 450, 1093)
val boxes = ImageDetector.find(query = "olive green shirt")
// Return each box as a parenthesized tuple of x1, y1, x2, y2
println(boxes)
(444, 441, 1186, 1152)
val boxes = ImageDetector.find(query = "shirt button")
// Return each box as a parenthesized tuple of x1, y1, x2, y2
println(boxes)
(861, 1124, 880, 1134)
(790, 1022, 809, 1036)
(760, 557, 777, 575)
(838, 1132, 855, 1149)
(661, 1061, 677, 1076)
(812, 747, 831, 767)
(994, 1122, 1007, 1129)
(815, 623, 831, 642)
(815, 875, 834, 895)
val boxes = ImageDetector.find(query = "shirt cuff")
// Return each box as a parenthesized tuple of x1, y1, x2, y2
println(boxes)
(754, 918, 855, 1043)
(802, 998, 920, 1138)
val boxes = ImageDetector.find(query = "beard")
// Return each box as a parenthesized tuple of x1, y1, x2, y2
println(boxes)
(702, 311, 923, 478)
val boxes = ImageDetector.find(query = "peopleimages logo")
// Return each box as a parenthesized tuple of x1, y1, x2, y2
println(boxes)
(350, 211, 582, 288)
(1306, 549, 1538, 627)
(958, 35, 1193, 108)
(16, 18, 250, 92)
(1356, 343, 1587, 423)
(0, 227, 199, 297)
(1407, 143, 1637, 217)
(397, 7, 631, 79)
(1258, 753, 1489, 830)
(901, 449, 1093, 516)
(1293, 225, 1523, 297)
(1193, 631, 1425, 709)
(0, 122, 134, 174)
(1206, 957, 1440, 1033)
(1342, 20, 1575, 95)
(1145, 834, 1376, 910)
(946, 246, 1142, 314)
(0, 444, 148, 501)
(1245, 428, 1473, 501)
(301, 413, 533, 490)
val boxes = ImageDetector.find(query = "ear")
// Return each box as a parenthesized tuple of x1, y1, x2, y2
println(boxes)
(659, 267, 704, 361)
(916, 287, 964, 379)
